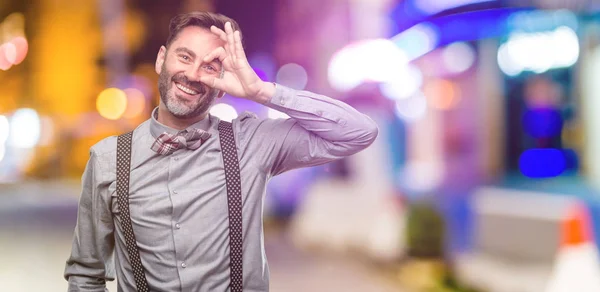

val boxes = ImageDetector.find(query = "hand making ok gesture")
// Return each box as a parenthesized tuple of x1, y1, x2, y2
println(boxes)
(200, 22, 274, 103)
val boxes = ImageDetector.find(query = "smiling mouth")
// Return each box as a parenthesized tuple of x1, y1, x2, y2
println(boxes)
(175, 82, 201, 96)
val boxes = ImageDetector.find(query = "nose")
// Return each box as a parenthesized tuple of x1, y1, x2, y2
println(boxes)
(185, 66, 203, 82)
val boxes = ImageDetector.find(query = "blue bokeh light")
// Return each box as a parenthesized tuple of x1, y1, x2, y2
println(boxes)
(519, 148, 567, 178)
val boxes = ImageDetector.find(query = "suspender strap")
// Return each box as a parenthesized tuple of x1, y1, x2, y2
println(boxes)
(116, 121, 244, 292)
(218, 121, 244, 292)
(116, 131, 150, 292)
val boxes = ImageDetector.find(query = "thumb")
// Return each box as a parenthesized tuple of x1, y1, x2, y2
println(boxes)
(200, 76, 226, 91)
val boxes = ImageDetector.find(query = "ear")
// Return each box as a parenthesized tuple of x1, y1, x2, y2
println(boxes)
(155, 46, 167, 74)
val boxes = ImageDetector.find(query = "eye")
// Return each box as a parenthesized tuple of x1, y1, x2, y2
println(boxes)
(203, 64, 217, 72)
(179, 55, 191, 62)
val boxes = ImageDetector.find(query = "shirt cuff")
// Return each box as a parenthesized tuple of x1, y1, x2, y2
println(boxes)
(265, 83, 298, 109)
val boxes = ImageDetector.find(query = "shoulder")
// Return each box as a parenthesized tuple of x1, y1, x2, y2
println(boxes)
(81, 136, 114, 178)
(89, 121, 150, 165)
(90, 135, 117, 157)
(231, 111, 260, 131)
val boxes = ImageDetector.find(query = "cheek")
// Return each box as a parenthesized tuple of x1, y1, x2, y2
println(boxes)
(162, 57, 180, 75)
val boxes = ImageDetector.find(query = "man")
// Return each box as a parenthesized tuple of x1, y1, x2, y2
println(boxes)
(64, 11, 378, 292)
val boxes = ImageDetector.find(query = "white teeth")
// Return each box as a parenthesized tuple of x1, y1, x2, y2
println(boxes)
(176, 83, 199, 95)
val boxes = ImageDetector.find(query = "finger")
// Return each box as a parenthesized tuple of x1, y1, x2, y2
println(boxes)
(210, 25, 227, 42)
(225, 22, 236, 65)
(203, 46, 227, 63)
(225, 23, 235, 59)
(200, 76, 226, 91)
(233, 30, 247, 62)
(203, 47, 234, 70)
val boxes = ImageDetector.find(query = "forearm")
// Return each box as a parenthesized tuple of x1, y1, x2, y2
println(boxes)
(263, 83, 378, 149)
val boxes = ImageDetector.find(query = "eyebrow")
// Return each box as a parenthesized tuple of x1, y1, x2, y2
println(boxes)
(174, 47, 196, 59)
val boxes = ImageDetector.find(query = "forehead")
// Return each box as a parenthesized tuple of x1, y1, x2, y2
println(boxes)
(169, 26, 224, 56)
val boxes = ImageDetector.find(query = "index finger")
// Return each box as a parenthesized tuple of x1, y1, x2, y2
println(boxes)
(204, 46, 226, 62)
(210, 25, 227, 42)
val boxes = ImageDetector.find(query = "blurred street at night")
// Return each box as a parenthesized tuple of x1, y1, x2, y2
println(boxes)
(4, 0, 600, 291)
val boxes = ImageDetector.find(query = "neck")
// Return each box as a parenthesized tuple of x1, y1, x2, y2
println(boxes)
(157, 105, 207, 130)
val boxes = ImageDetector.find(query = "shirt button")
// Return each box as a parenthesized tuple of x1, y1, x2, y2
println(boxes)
(181, 262, 187, 268)
(280, 98, 285, 105)
(316, 110, 323, 116)
(174, 157, 179, 161)
(173, 191, 178, 195)
(176, 223, 181, 229)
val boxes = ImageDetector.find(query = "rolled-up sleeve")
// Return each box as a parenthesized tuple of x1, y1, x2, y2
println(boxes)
(64, 149, 115, 292)
(241, 84, 378, 176)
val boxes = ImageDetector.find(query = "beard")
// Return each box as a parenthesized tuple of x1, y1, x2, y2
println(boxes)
(158, 63, 219, 119)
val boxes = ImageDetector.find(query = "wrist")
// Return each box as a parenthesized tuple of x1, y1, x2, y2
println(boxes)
(253, 81, 276, 104)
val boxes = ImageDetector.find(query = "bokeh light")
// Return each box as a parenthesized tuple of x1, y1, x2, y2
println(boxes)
(210, 103, 238, 122)
(553, 26, 580, 67)
(328, 39, 410, 92)
(9, 36, 28, 65)
(392, 22, 439, 60)
(3, 42, 17, 64)
(0, 44, 13, 70)
(0, 115, 10, 144)
(362, 39, 410, 83)
(328, 44, 365, 92)
(424, 79, 461, 110)
(394, 92, 428, 122)
(442, 42, 476, 74)
(401, 160, 444, 192)
(276, 63, 308, 90)
(497, 43, 521, 76)
(519, 148, 567, 178)
(497, 26, 579, 76)
(96, 88, 128, 120)
(249, 52, 276, 82)
(8, 108, 41, 148)
(122, 88, 146, 119)
(379, 64, 423, 100)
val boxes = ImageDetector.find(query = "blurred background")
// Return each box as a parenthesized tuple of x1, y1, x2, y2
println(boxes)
(2, 0, 600, 291)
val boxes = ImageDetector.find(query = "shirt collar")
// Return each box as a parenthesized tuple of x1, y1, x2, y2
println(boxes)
(149, 107, 213, 139)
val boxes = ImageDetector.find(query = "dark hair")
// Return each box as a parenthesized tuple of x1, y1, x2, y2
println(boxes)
(165, 12, 242, 48)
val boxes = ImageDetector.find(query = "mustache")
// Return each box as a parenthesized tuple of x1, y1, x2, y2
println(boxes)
(172, 73, 206, 94)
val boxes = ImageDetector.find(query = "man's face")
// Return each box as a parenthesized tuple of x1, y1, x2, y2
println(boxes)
(155, 26, 225, 119)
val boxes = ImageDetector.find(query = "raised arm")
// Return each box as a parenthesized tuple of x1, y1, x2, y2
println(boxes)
(247, 84, 378, 175)
(200, 22, 378, 175)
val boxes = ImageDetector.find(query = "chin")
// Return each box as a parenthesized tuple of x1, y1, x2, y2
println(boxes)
(166, 100, 209, 119)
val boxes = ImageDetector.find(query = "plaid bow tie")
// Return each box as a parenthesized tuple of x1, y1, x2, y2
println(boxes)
(151, 129, 211, 155)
